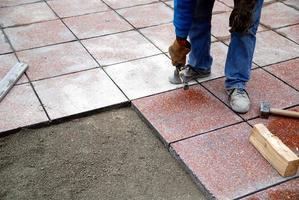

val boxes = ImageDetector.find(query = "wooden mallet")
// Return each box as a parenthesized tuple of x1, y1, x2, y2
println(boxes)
(260, 102, 299, 119)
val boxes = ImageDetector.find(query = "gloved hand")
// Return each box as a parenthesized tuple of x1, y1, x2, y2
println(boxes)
(229, 0, 257, 34)
(168, 38, 191, 69)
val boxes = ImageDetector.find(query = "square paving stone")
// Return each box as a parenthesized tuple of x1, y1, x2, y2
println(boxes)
(261, 2, 299, 29)
(170, 123, 298, 200)
(0, 2, 57, 27)
(218, 0, 233, 7)
(284, 0, 299, 9)
(0, 0, 40, 7)
(47, 0, 109, 18)
(165, 0, 174, 8)
(213, 1, 231, 14)
(253, 30, 299, 66)
(202, 68, 299, 120)
(82, 31, 160, 66)
(63, 11, 133, 39)
(276, 24, 299, 44)
(33, 69, 128, 120)
(117, 3, 173, 28)
(242, 179, 299, 200)
(0, 53, 28, 84)
(17, 41, 98, 81)
(0, 83, 48, 133)
(132, 84, 242, 145)
(104, 0, 158, 9)
(265, 58, 299, 90)
(4, 20, 75, 51)
(0, 30, 12, 54)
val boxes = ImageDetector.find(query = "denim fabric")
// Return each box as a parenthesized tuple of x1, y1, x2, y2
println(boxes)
(188, 0, 264, 89)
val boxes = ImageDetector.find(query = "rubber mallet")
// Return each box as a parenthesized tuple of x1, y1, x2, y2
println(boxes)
(260, 102, 299, 119)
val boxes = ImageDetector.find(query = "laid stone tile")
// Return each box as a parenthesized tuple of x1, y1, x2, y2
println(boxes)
(82, 31, 160, 66)
(47, 0, 109, 18)
(248, 106, 299, 156)
(202, 68, 299, 120)
(0, 30, 12, 54)
(261, 2, 299, 29)
(165, 0, 174, 8)
(33, 69, 127, 120)
(170, 123, 297, 200)
(132, 83, 242, 144)
(117, 2, 173, 28)
(242, 179, 299, 200)
(276, 24, 299, 44)
(265, 58, 299, 90)
(218, 0, 233, 7)
(105, 54, 184, 100)
(284, 0, 299, 9)
(17, 42, 98, 81)
(0, 2, 57, 27)
(0, 0, 41, 7)
(213, 1, 232, 14)
(64, 11, 133, 39)
(253, 31, 299, 66)
(0, 83, 48, 133)
(4, 20, 75, 51)
(104, 0, 158, 9)
(0, 53, 28, 84)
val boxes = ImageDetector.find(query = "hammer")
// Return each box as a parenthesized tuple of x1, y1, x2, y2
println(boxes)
(260, 102, 299, 119)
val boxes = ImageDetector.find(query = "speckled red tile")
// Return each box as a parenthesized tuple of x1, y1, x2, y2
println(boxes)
(117, 3, 173, 28)
(202, 68, 299, 120)
(82, 31, 160, 66)
(0, 0, 40, 7)
(0, 83, 48, 133)
(243, 179, 299, 200)
(248, 106, 299, 156)
(104, 0, 158, 9)
(0, 2, 57, 27)
(47, 0, 109, 18)
(253, 31, 299, 66)
(33, 69, 127, 120)
(0, 53, 28, 84)
(0, 30, 12, 54)
(265, 58, 299, 90)
(4, 20, 75, 51)
(17, 42, 98, 81)
(63, 11, 132, 39)
(132, 84, 242, 145)
(277, 24, 299, 44)
(170, 123, 298, 200)
(261, 2, 299, 29)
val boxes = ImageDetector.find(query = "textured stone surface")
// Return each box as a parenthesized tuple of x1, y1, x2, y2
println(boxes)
(284, 0, 299, 9)
(202, 68, 299, 120)
(133, 84, 242, 144)
(0, 0, 40, 7)
(63, 11, 133, 39)
(0, 84, 48, 133)
(4, 20, 75, 51)
(171, 123, 298, 200)
(17, 42, 98, 81)
(0, 30, 12, 54)
(213, 1, 231, 13)
(82, 31, 160, 66)
(0, 2, 57, 27)
(277, 24, 299, 44)
(104, 0, 157, 9)
(33, 69, 127, 120)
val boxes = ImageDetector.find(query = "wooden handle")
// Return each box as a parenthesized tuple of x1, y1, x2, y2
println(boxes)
(270, 108, 299, 118)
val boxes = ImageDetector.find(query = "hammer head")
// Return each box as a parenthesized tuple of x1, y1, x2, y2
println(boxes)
(260, 102, 271, 118)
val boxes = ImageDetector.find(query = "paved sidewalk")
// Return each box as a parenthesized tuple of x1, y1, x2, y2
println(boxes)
(0, 0, 298, 199)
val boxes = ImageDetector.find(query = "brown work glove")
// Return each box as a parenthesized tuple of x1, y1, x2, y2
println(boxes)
(169, 38, 191, 69)
(229, 0, 257, 34)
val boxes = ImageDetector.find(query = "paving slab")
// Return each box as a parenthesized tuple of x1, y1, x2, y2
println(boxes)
(170, 122, 299, 200)
(0, 30, 12, 54)
(4, 20, 75, 51)
(104, 0, 158, 9)
(202, 68, 299, 120)
(133, 84, 242, 145)
(276, 24, 299, 44)
(0, 0, 41, 7)
(32, 68, 128, 120)
(17, 41, 98, 81)
(284, 0, 299, 9)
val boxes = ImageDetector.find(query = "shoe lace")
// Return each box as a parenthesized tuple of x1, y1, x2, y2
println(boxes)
(235, 89, 248, 98)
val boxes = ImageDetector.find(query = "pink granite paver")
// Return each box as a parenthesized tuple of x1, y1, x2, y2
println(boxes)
(0, 30, 12, 54)
(171, 123, 298, 200)
(277, 24, 299, 44)
(17, 41, 98, 81)
(64, 11, 133, 39)
(0, 2, 57, 27)
(104, 0, 158, 9)
(0, 0, 40, 7)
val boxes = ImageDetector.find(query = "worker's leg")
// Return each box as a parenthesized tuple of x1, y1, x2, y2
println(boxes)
(224, 0, 264, 89)
(187, 0, 215, 72)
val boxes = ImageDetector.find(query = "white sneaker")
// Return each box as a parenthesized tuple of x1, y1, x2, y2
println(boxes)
(227, 88, 250, 114)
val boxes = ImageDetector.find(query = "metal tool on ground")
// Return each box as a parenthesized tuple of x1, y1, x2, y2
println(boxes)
(260, 102, 299, 119)
(169, 64, 189, 90)
(0, 62, 28, 103)
(250, 123, 299, 177)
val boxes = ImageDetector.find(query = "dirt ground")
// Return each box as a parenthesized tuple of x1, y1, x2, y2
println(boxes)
(0, 107, 205, 200)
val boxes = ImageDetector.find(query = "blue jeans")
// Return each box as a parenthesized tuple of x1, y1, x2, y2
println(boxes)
(188, 0, 264, 89)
